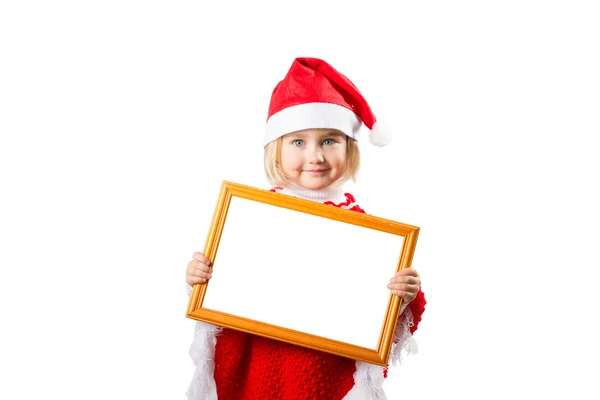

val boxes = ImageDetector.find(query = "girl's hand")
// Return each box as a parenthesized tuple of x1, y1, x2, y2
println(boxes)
(387, 268, 421, 304)
(186, 252, 213, 286)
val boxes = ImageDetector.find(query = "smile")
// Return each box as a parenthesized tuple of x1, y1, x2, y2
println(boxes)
(304, 169, 328, 175)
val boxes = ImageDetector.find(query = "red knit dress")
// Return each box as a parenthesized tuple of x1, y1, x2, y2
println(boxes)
(187, 188, 426, 400)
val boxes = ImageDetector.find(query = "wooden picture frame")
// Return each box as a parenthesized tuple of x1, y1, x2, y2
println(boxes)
(186, 181, 419, 366)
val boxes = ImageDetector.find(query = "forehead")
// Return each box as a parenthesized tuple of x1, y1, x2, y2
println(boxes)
(284, 128, 346, 139)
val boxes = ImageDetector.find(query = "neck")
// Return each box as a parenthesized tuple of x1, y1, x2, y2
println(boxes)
(278, 183, 347, 203)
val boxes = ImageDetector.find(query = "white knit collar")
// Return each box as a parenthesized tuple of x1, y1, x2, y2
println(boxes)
(276, 183, 347, 204)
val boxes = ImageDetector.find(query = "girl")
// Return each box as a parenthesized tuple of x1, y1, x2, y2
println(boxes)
(186, 57, 426, 400)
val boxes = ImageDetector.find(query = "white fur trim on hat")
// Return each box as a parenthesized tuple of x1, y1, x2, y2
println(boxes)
(264, 102, 362, 146)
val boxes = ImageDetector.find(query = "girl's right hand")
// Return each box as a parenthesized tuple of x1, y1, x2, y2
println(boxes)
(186, 252, 213, 286)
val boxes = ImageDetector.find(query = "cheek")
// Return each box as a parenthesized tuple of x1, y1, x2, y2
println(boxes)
(329, 147, 347, 167)
(280, 147, 300, 171)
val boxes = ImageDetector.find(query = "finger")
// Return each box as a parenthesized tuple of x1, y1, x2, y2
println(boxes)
(187, 260, 203, 276)
(192, 267, 213, 279)
(187, 266, 213, 284)
(388, 289, 412, 300)
(192, 252, 211, 266)
(395, 268, 419, 278)
(387, 282, 420, 294)
(389, 275, 418, 284)
(388, 286, 419, 302)
(187, 258, 212, 273)
(187, 275, 210, 285)
(387, 281, 418, 290)
(389, 275, 420, 286)
(194, 262, 212, 273)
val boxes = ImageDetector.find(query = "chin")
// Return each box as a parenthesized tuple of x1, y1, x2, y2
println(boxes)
(301, 181, 330, 190)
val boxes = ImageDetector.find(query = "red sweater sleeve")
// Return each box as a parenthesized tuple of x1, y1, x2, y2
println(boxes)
(407, 289, 426, 334)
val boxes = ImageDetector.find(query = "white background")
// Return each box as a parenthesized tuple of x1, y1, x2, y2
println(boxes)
(1, 1, 599, 399)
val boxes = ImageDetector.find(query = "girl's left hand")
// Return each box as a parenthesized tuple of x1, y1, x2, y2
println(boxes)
(387, 268, 421, 303)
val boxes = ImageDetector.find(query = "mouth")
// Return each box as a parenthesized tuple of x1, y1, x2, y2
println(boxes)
(303, 169, 329, 175)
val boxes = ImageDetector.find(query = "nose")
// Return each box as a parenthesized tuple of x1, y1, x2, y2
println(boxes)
(307, 144, 324, 164)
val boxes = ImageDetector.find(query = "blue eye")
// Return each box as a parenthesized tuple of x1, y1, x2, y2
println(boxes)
(323, 139, 334, 145)
(293, 139, 304, 147)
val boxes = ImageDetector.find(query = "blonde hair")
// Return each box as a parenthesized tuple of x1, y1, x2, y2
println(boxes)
(263, 136, 360, 188)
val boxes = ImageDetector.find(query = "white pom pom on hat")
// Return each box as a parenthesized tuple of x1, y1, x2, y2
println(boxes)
(264, 57, 392, 147)
(369, 120, 393, 147)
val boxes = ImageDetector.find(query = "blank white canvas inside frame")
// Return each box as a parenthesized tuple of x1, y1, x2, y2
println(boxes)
(202, 196, 405, 350)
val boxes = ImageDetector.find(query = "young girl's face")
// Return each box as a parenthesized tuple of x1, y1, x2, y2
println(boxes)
(280, 128, 347, 190)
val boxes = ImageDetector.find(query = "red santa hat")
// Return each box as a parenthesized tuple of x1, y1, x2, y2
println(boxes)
(263, 57, 392, 147)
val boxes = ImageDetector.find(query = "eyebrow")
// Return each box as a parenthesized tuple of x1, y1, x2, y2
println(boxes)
(322, 131, 346, 138)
